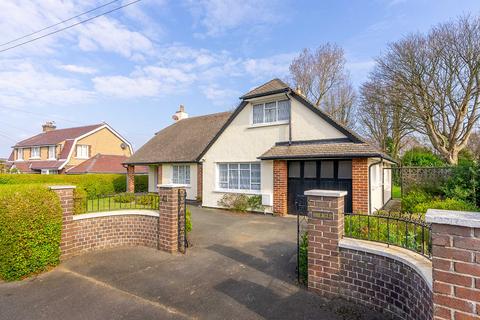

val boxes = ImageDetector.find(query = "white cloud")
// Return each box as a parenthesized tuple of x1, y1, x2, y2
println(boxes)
(59, 64, 97, 74)
(202, 85, 239, 106)
(185, 0, 284, 37)
(0, 60, 93, 108)
(92, 76, 161, 98)
(243, 53, 295, 80)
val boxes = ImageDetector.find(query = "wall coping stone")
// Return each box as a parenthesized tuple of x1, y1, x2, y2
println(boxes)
(304, 189, 347, 197)
(72, 210, 159, 221)
(426, 209, 480, 228)
(49, 185, 76, 190)
(157, 183, 188, 188)
(340, 238, 433, 289)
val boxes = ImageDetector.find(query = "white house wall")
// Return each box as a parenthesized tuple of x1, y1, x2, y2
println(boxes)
(147, 163, 197, 200)
(201, 95, 347, 211)
(368, 159, 393, 213)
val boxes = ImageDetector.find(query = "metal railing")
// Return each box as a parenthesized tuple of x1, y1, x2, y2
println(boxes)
(74, 192, 160, 214)
(344, 212, 432, 260)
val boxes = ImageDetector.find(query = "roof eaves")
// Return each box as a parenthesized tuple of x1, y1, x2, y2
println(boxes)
(240, 87, 290, 100)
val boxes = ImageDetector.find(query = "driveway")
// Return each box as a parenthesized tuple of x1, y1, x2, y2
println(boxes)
(0, 206, 388, 320)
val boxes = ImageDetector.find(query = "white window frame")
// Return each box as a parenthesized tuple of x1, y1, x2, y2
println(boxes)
(48, 146, 56, 160)
(17, 148, 24, 161)
(172, 165, 190, 185)
(76, 144, 89, 159)
(216, 162, 261, 194)
(41, 169, 58, 175)
(30, 146, 40, 159)
(251, 99, 290, 126)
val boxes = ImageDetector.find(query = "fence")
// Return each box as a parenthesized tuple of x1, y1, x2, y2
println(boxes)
(344, 212, 432, 259)
(75, 192, 160, 214)
(393, 166, 454, 196)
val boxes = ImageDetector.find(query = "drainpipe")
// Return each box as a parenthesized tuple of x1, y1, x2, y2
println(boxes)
(368, 158, 382, 215)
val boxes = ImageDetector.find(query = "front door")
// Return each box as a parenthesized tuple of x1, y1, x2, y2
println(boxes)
(287, 160, 353, 214)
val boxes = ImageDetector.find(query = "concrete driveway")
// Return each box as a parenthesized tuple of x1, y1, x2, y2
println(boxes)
(0, 206, 388, 320)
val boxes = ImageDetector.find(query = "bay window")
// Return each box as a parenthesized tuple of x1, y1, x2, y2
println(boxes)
(173, 165, 190, 185)
(218, 163, 260, 192)
(252, 99, 290, 125)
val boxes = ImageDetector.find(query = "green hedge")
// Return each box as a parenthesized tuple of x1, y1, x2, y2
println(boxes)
(0, 185, 62, 281)
(0, 174, 148, 199)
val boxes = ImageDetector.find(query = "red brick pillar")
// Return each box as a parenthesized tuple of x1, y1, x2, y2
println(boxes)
(426, 209, 480, 320)
(305, 190, 346, 298)
(352, 158, 368, 213)
(127, 165, 135, 193)
(49, 185, 76, 260)
(158, 184, 186, 253)
(273, 160, 288, 216)
(197, 163, 203, 203)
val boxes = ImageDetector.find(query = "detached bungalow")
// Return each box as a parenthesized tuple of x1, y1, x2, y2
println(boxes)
(126, 79, 395, 214)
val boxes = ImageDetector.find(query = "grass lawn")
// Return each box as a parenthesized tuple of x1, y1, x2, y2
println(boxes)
(392, 185, 401, 199)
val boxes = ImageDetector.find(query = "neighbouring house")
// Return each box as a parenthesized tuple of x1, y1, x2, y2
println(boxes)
(7, 122, 144, 175)
(125, 79, 395, 214)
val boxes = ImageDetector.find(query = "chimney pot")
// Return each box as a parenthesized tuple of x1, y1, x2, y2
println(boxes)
(172, 105, 188, 122)
(42, 121, 56, 132)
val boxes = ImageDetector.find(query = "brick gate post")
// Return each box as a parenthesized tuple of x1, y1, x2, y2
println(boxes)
(305, 189, 347, 298)
(158, 184, 186, 253)
(49, 185, 76, 260)
(127, 165, 135, 193)
(426, 209, 480, 320)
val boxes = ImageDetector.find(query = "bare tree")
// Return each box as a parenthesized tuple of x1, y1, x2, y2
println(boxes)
(374, 15, 480, 164)
(289, 43, 355, 126)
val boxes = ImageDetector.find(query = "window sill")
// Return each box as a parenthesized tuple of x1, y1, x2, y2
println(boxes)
(75, 157, 90, 160)
(214, 189, 261, 195)
(247, 121, 289, 129)
(29, 157, 41, 160)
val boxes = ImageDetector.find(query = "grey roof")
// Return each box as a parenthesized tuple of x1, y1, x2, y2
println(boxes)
(240, 78, 290, 99)
(125, 112, 232, 164)
(259, 139, 395, 162)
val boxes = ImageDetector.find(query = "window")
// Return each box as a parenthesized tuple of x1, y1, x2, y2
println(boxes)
(288, 161, 300, 178)
(320, 161, 334, 179)
(48, 146, 56, 160)
(173, 165, 190, 185)
(304, 161, 317, 178)
(31, 146, 40, 159)
(41, 169, 58, 175)
(17, 148, 23, 160)
(218, 163, 260, 191)
(338, 160, 352, 179)
(76, 145, 89, 159)
(252, 99, 290, 125)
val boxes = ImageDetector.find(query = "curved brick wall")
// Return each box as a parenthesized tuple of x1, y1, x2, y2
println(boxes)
(338, 246, 433, 320)
(62, 211, 159, 259)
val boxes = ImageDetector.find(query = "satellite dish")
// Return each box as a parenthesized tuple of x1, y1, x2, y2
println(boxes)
(120, 143, 127, 150)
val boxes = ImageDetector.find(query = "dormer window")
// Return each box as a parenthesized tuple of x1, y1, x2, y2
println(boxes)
(30, 147, 40, 159)
(252, 99, 290, 125)
(17, 148, 23, 161)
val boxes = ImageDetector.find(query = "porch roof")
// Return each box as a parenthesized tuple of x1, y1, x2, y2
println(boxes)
(258, 139, 396, 162)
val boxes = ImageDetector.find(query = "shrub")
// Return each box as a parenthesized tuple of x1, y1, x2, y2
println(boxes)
(298, 231, 308, 285)
(411, 198, 478, 214)
(113, 193, 136, 203)
(0, 185, 62, 281)
(401, 147, 445, 167)
(442, 160, 479, 207)
(402, 189, 431, 213)
(218, 193, 263, 212)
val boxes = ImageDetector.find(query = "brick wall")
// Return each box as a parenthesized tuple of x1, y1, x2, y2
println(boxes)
(127, 165, 135, 193)
(273, 160, 288, 216)
(429, 217, 480, 320)
(306, 190, 433, 320)
(51, 184, 186, 259)
(352, 158, 368, 213)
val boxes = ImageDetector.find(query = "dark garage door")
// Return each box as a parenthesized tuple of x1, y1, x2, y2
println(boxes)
(287, 160, 353, 214)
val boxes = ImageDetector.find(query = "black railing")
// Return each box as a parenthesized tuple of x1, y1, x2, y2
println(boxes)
(344, 212, 432, 259)
(74, 192, 160, 214)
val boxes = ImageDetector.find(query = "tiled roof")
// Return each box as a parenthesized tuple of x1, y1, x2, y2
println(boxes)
(259, 140, 395, 162)
(59, 139, 74, 159)
(240, 78, 290, 99)
(67, 154, 147, 174)
(29, 161, 65, 170)
(125, 112, 232, 164)
(14, 124, 104, 147)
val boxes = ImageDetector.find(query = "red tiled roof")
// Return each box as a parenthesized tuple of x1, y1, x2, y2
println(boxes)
(29, 161, 65, 170)
(59, 139, 74, 159)
(66, 154, 148, 174)
(14, 124, 104, 147)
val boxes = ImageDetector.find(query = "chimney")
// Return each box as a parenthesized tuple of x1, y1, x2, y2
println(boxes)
(172, 105, 189, 122)
(42, 121, 56, 132)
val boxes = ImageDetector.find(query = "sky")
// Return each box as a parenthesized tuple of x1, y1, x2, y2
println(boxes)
(0, 0, 479, 157)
